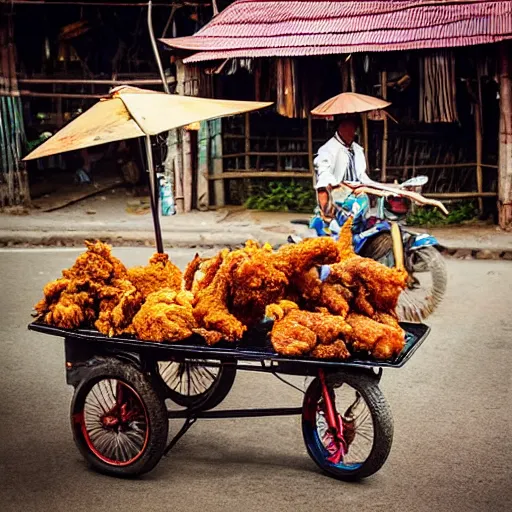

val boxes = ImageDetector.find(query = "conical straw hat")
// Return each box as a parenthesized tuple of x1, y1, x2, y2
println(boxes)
(311, 92, 390, 117)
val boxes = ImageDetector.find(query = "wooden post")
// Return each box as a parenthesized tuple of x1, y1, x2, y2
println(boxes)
(498, 42, 512, 228)
(307, 113, 315, 186)
(381, 70, 388, 183)
(244, 113, 250, 171)
(362, 112, 369, 168)
(349, 56, 356, 93)
(183, 129, 193, 212)
(196, 121, 209, 211)
(475, 81, 484, 215)
(212, 119, 225, 207)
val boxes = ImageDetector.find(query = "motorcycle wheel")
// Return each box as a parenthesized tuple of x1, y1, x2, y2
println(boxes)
(360, 233, 447, 322)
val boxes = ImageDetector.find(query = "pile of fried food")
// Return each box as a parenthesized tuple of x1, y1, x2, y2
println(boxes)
(35, 220, 408, 361)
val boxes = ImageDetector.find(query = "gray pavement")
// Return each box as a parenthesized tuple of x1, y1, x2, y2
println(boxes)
(0, 248, 511, 512)
(1, 190, 512, 254)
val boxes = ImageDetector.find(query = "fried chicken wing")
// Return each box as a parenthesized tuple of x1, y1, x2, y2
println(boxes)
(127, 253, 182, 298)
(230, 248, 289, 326)
(266, 301, 351, 358)
(329, 256, 407, 315)
(95, 279, 142, 337)
(63, 240, 127, 282)
(131, 287, 196, 342)
(183, 253, 202, 291)
(192, 251, 247, 343)
(291, 268, 351, 318)
(311, 340, 350, 360)
(346, 313, 405, 360)
(43, 291, 96, 329)
(275, 237, 340, 277)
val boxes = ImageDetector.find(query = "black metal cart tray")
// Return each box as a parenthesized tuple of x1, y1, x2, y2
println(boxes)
(28, 321, 430, 369)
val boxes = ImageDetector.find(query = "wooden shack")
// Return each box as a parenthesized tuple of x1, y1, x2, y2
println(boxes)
(161, 0, 512, 226)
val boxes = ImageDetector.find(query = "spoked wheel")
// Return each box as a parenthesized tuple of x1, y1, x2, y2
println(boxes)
(360, 233, 447, 322)
(302, 371, 393, 481)
(156, 359, 236, 410)
(71, 358, 168, 477)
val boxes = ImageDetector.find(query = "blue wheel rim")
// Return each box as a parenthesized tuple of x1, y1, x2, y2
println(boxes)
(304, 384, 374, 472)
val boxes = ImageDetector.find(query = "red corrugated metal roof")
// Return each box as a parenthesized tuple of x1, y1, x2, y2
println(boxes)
(160, 0, 512, 62)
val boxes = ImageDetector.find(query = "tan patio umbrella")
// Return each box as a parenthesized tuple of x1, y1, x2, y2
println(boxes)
(23, 86, 272, 252)
(311, 92, 390, 116)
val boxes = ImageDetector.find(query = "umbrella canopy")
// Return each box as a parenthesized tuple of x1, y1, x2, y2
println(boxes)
(24, 86, 272, 160)
(311, 92, 391, 117)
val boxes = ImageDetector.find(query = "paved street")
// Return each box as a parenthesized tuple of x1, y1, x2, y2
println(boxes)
(0, 248, 511, 512)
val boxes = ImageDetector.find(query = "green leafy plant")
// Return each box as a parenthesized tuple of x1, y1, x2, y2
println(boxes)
(245, 179, 316, 213)
(406, 200, 478, 226)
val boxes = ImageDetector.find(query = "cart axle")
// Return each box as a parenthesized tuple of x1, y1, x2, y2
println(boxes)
(164, 407, 303, 456)
(168, 407, 302, 420)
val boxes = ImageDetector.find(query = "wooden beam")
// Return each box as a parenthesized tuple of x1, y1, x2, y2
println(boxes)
(245, 113, 250, 171)
(307, 113, 315, 187)
(209, 171, 312, 180)
(17, 78, 175, 86)
(381, 70, 388, 183)
(425, 192, 496, 199)
(223, 151, 309, 158)
(386, 163, 487, 170)
(475, 82, 484, 214)
(498, 41, 512, 228)
(1, 91, 104, 99)
(362, 112, 369, 168)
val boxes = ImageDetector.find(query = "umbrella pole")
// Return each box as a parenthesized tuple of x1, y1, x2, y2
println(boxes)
(145, 135, 164, 253)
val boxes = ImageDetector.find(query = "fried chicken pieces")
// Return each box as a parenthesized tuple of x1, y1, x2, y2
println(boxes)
(35, 226, 408, 362)
(265, 300, 351, 358)
(187, 238, 341, 344)
(132, 289, 196, 342)
(35, 241, 178, 337)
(35, 241, 131, 331)
(128, 253, 182, 298)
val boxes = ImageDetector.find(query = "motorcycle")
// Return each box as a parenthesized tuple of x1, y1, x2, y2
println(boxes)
(308, 176, 448, 322)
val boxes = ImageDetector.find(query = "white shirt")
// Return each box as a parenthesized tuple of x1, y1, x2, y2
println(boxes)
(314, 133, 372, 189)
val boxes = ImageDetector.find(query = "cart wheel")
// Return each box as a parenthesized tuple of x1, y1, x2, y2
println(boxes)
(71, 358, 168, 477)
(156, 359, 236, 410)
(302, 370, 393, 481)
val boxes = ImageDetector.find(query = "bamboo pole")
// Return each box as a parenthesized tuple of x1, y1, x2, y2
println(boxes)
(212, 120, 225, 207)
(475, 85, 484, 214)
(1, 91, 104, 99)
(245, 113, 250, 171)
(387, 163, 489, 170)
(223, 151, 309, 158)
(349, 57, 356, 93)
(209, 171, 313, 180)
(362, 113, 369, 168)
(425, 192, 496, 199)
(381, 70, 388, 183)
(498, 41, 512, 228)
(307, 113, 315, 187)
(17, 78, 174, 85)
(183, 129, 193, 212)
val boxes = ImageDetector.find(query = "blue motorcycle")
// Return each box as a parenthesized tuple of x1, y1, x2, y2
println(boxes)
(308, 176, 447, 322)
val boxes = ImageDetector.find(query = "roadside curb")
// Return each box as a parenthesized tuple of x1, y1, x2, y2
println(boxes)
(439, 246, 512, 261)
(1, 232, 511, 260)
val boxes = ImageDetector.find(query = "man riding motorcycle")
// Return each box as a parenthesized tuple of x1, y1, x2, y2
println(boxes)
(315, 114, 374, 226)
(309, 93, 448, 322)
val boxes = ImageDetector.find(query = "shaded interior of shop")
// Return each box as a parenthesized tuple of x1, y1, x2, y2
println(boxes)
(3, 1, 213, 207)
(188, 49, 499, 218)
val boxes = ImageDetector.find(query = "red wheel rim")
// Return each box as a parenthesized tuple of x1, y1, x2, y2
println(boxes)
(77, 379, 150, 466)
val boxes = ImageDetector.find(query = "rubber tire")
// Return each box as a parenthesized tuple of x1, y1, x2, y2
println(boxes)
(360, 233, 447, 320)
(71, 358, 168, 477)
(302, 370, 393, 481)
(156, 359, 237, 411)
(359, 232, 395, 262)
